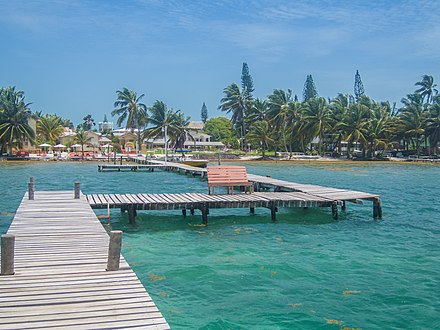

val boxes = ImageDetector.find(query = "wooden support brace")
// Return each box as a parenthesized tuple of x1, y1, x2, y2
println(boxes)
(190, 208, 195, 216)
(250, 207, 255, 215)
(182, 209, 187, 217)
(1, 234, 15, 275)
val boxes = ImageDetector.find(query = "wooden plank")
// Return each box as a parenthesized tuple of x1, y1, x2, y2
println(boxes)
(0, 191, 169, 329)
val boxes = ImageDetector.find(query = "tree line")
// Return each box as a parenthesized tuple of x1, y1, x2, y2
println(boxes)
(1, 65, 439, 158)
(217, 64, 439, 158)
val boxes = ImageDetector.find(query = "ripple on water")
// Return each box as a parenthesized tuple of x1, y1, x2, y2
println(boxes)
(0, 161, 439, 329)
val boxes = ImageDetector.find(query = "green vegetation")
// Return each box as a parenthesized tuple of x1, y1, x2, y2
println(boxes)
(218, 70, 440, 158)
(74, 129, 91, 159)
(0, 87, 35, 156)
(201, 102, 208, 123)
(0, 68, 439, 159)
(36, 114, 64, 145)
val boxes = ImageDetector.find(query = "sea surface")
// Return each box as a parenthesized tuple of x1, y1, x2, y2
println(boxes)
(0, 161, 439, 329)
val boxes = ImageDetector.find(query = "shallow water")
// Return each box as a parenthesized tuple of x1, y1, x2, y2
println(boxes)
(0, 161, 439, 329)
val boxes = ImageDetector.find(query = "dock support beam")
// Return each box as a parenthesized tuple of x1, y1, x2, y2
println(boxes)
(74, 182, 80, 199)
(373, 198, 382, 219)
(250, 207, 255, 215)
(128, 205, 137, 225)
(190, 208, 195, 216)
(106, 231, 122, 271)
(332, 202, 338, 220)
(182, 209, 187, 217)
(201, 204, 209, 225)
(28, 177, 35, 200)
(269, 203, 278, 221)
(341, 201, 346, 212)
(1, 234, 15, 275)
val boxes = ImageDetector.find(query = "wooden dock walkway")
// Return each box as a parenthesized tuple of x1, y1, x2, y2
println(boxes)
(0, 189, 169, 329)
(98, 164, 167, 172)
(86, 190, 353, 224)
(93, 156, 381, 223)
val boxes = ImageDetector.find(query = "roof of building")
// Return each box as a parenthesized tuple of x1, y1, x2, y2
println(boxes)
(186, 121, 204, 130)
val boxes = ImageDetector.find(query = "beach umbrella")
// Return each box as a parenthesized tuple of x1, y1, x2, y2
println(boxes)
(38, 143, 52, 147)
(53, 144, 66, 148)
(71, 144, 81, 148)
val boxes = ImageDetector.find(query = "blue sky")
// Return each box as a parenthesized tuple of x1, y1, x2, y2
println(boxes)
(1, 0, 439, 127)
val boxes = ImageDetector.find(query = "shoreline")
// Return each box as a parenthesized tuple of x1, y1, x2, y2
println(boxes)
(1, 158, 439, 166)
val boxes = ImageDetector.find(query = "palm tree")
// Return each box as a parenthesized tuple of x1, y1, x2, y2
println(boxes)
(415, 75, 438, 106)
(398, 96, 427, 156)
(301, 97, 331, 155)
(426, 102, 440, 154)
(112, 88, 148, 154)
(366, 103, 393, 158)
(267, 89, 295, 154)
(329, 94, 351, 155)
(246, 120, 273, 158)
(337, 103, 370, 157)
(74, 129, 91, 160)
(170, 113, 194, 150)
(144, 100, 178, 138)
(0, 87, 35, 156)
(218, 83, 253, 147)
(37, 115, 64, 145)
(247, 98, 268, 122)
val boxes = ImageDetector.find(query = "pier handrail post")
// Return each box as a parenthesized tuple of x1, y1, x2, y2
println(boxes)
(107, 231, 122, 271)
(74, 182, 80, 199)
(1, 234, 15, 275)
(28, 177, 35, 200)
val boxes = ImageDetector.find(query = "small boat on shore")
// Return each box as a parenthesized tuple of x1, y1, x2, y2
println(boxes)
(172, 149, 209, 167)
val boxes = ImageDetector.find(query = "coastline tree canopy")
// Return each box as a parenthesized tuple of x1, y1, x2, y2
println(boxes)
(0, 87, 35, 156)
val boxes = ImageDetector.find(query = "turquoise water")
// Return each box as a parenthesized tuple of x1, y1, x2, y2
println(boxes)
(1, 161, 439, 329)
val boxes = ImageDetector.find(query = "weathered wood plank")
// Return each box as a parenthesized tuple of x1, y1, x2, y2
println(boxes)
(0, 191, 169, 329)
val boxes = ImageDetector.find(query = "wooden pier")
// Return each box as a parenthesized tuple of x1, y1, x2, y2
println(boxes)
(98, 164, 167, 172)
(0, 186, 169, 329)
(86, 191, 336, 225)
(110, 156, 382, 222)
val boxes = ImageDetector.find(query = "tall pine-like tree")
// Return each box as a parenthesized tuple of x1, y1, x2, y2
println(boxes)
(303, 74, 318, 101)
(201, 102, 208, 123)
(241, 62, 254, 98)
(354, 70, 365, 102)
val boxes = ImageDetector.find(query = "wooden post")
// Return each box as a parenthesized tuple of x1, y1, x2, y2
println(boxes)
(201, 204, 208, 225)
(341, 201, 346, 212)
(74, 182, 80, 199)
(373, 198, 382, 219)
(128, 205, 136, 225)
(106, 231, 122, 271)
(332, 202, 338, 220)
(250, 207, 255, 215)
(190, 208, 195, 216)
(182, 209, 187, 217)
(270, 203, 278, 221)
(1, 234, 15, 275)
(28, 179, 35, 201)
